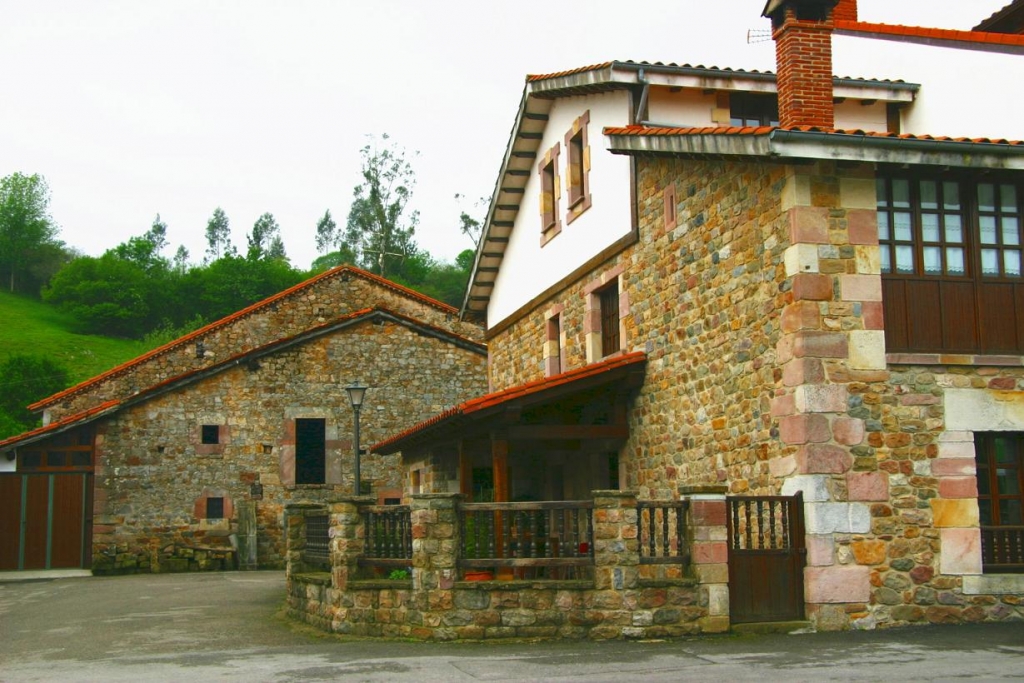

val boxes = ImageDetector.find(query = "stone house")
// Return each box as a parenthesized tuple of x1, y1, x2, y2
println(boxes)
(369, 0, 1024, 631)
(0, 266, 487, 573)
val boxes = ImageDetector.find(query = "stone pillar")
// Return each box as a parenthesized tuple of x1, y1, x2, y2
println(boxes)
(328, 496, 371, 591)
(682, 486, 729, 633)
(592, 490, 639, 590)
(409, 493, 458, 602)
(283, 501, 326, 578)
(772, 162, 884, 629)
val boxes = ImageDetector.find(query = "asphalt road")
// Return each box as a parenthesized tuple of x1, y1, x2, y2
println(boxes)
(1, 571, 1022, 682)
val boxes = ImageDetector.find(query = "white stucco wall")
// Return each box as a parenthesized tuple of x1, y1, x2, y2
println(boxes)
(646, 89, 718, 127)
(0, 455, 14, 473)
(487, 91, 633, 326)
(834, 35, 1024, 140)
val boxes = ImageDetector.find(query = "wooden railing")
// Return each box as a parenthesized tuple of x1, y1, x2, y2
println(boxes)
(459, 501, 594, 575)
(638, 500, 690, 565)
(304, 513, 330, 567)
(981, 525, 1024, 573)
(360, 505, 412, 569)
(727, 495, 803, 552)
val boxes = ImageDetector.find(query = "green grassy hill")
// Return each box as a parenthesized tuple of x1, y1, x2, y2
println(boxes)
(0, 290, 149, 386)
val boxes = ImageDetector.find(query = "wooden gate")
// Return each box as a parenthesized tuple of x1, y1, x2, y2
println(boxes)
(727, 493, 806, 624)
(0, 472, 93, 571)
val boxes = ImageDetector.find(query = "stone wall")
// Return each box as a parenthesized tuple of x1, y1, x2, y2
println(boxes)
(488, 157, 791, 496)
(92, 319, 487, 573)
(41, 268, 484, 423)
(285, 492, 728, 640)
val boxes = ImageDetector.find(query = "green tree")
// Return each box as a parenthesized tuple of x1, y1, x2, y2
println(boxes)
(345, 134, 419, 278)
(0, 173, 61, 293)
(315, 209, 338, 255)
(43, 253, 155, 337)
(247, 212, 287, 262)
(0, 354, 71, 436)
(204, 207, 232, 262)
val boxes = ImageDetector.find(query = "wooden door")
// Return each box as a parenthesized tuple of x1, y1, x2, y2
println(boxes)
(0, 473, 91, 571)
(727, 494, 806, 624)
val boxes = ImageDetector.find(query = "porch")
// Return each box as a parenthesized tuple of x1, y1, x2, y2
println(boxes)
(284, 489, 730, 640)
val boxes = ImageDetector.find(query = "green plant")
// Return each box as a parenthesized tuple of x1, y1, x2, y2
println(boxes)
(387, 569, 409, 580)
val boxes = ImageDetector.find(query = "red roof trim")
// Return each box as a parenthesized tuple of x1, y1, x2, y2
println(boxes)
(371, 351, 647, 453)
(603, 125, 1024, 146)
(836, 19, 1024, 48)
(527, 62, 613, 82)
(0, 400, 119, 452)
(30, 266, 460, 412)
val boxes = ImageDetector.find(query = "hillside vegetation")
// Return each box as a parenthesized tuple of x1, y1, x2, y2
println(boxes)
(0, 290, 148, 386)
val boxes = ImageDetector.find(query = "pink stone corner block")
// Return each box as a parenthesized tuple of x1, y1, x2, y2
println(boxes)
(782, 358, 826, 387)
(779, 413, 832, 445)
(804, 565, 870, 603)
(806, 534, 835, 567)
(846, 471, 888, 501)
(691, 541, 728, 565)
(690, 500, 727, 527)
(832, 417, 865, 446)
(792, 273, 833, 302)
(862, 301, 884, 330)
(938, 477, 979, 499)
(840, 274, 882, 302)
(788, 206, 829, 244)
(792, 331, 849, 359)
(796, 444, 852, 474)
(940, 528, 982, 575)
(931, 458, 976, 477)
(770, 393, 796, 418)
(846, 209, 880, 245)
(781, 301, 822, 333)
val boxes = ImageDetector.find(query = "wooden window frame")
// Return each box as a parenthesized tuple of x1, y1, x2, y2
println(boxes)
(878, 172, 1024, 354)
(564, 110, 592, 224)
(728, 92, 779, 127)
(974, 432, 1024, 573)
(295, 417, 327, 485)
(599, 281, 621, 358)
(539, 143, 561, 246)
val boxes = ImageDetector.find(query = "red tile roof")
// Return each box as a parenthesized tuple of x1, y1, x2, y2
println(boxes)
(0, 400, 120, 452)
(372, 351, 647, 453)
(836, 19, 1024, 49)
(527, 62, 614, 81)
(30, 266, 461, 412)
(602, 125, 1024, 147)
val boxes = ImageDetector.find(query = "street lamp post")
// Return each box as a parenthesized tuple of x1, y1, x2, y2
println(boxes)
(345, 381, 368, 495)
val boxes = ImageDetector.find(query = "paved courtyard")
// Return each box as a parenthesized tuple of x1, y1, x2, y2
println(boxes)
(0, 571, 1021, 682)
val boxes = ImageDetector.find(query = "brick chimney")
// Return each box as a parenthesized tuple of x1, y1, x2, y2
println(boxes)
(833, 0, 857, 22)
(762, 0, 840, 130)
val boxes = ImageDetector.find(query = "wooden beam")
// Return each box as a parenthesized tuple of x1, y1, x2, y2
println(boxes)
(495, 204, 519, 211)
(511, 151, 537, 159)
(507, 169, 530, 176)
(517, 131, 543, 140)
(507, 424, 629, 440)
(486, 236, 509, 243)
(492, 435, 510, 578)
(492, 220, 514, 227)
(459, 439, 471, 499)
(500, 188, 525, 194)
(523, 112, 549, 121)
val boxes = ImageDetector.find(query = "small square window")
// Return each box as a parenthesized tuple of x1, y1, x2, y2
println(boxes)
(201, 425, 220, 445)
(206, 497, 225, 520)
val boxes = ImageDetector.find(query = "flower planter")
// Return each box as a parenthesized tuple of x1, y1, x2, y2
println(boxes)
(463, 570, 494, 581)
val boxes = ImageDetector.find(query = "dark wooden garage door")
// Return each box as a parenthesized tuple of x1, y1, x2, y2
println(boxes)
(0, 472, 92, 571)
(727, 493, 806, 624)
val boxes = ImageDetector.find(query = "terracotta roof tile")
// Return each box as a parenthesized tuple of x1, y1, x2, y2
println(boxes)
(602, 125, 1024, 147)
(0, 400, 120, 452)
(30, 266, 460, 412)
(527, 62, 614, 81)
(371, 351, 647, 453)
(836, 19, 1024, 48)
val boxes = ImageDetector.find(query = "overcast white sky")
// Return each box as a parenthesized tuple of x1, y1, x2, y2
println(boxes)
(0, 0, 1009, 271)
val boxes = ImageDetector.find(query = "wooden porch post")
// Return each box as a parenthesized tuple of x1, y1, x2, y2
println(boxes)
(458, 439, 472, 499)
(492, 433, 511, 579)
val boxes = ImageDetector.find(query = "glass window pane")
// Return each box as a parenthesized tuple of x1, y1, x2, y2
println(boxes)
(978, 472, 991, 495)
(877, 211, 890, 241)
(923, 246, 942, 274)
(46, 451, 68, 467)
(999, 500, 1022, 525)
(894, 212, 913, 241)
(980, 216, 998, 245)
(945, 215, 963, 244)
(979, 183, 996, 212)
(995, 438, 1014, 464)
(1003, 217, 1020, 246)
(1004, 250, 1022, 277)
(943, 181, 960, 210)
(922, 213, 940, 242)
(896, 245, 915, 273)
(880, 248, 892, 274)
(876, 178, 888, 207)
(1001, 184, 1018, 212)
(946, 248, 965, 275)
(892, 179, 910, 208)
(978, 500, 992, 525)
(920, 180, 938, 210)
(71, 452, 91, 467)
(996, 469, 1021, 495)
(982, 249, 1000, 275)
